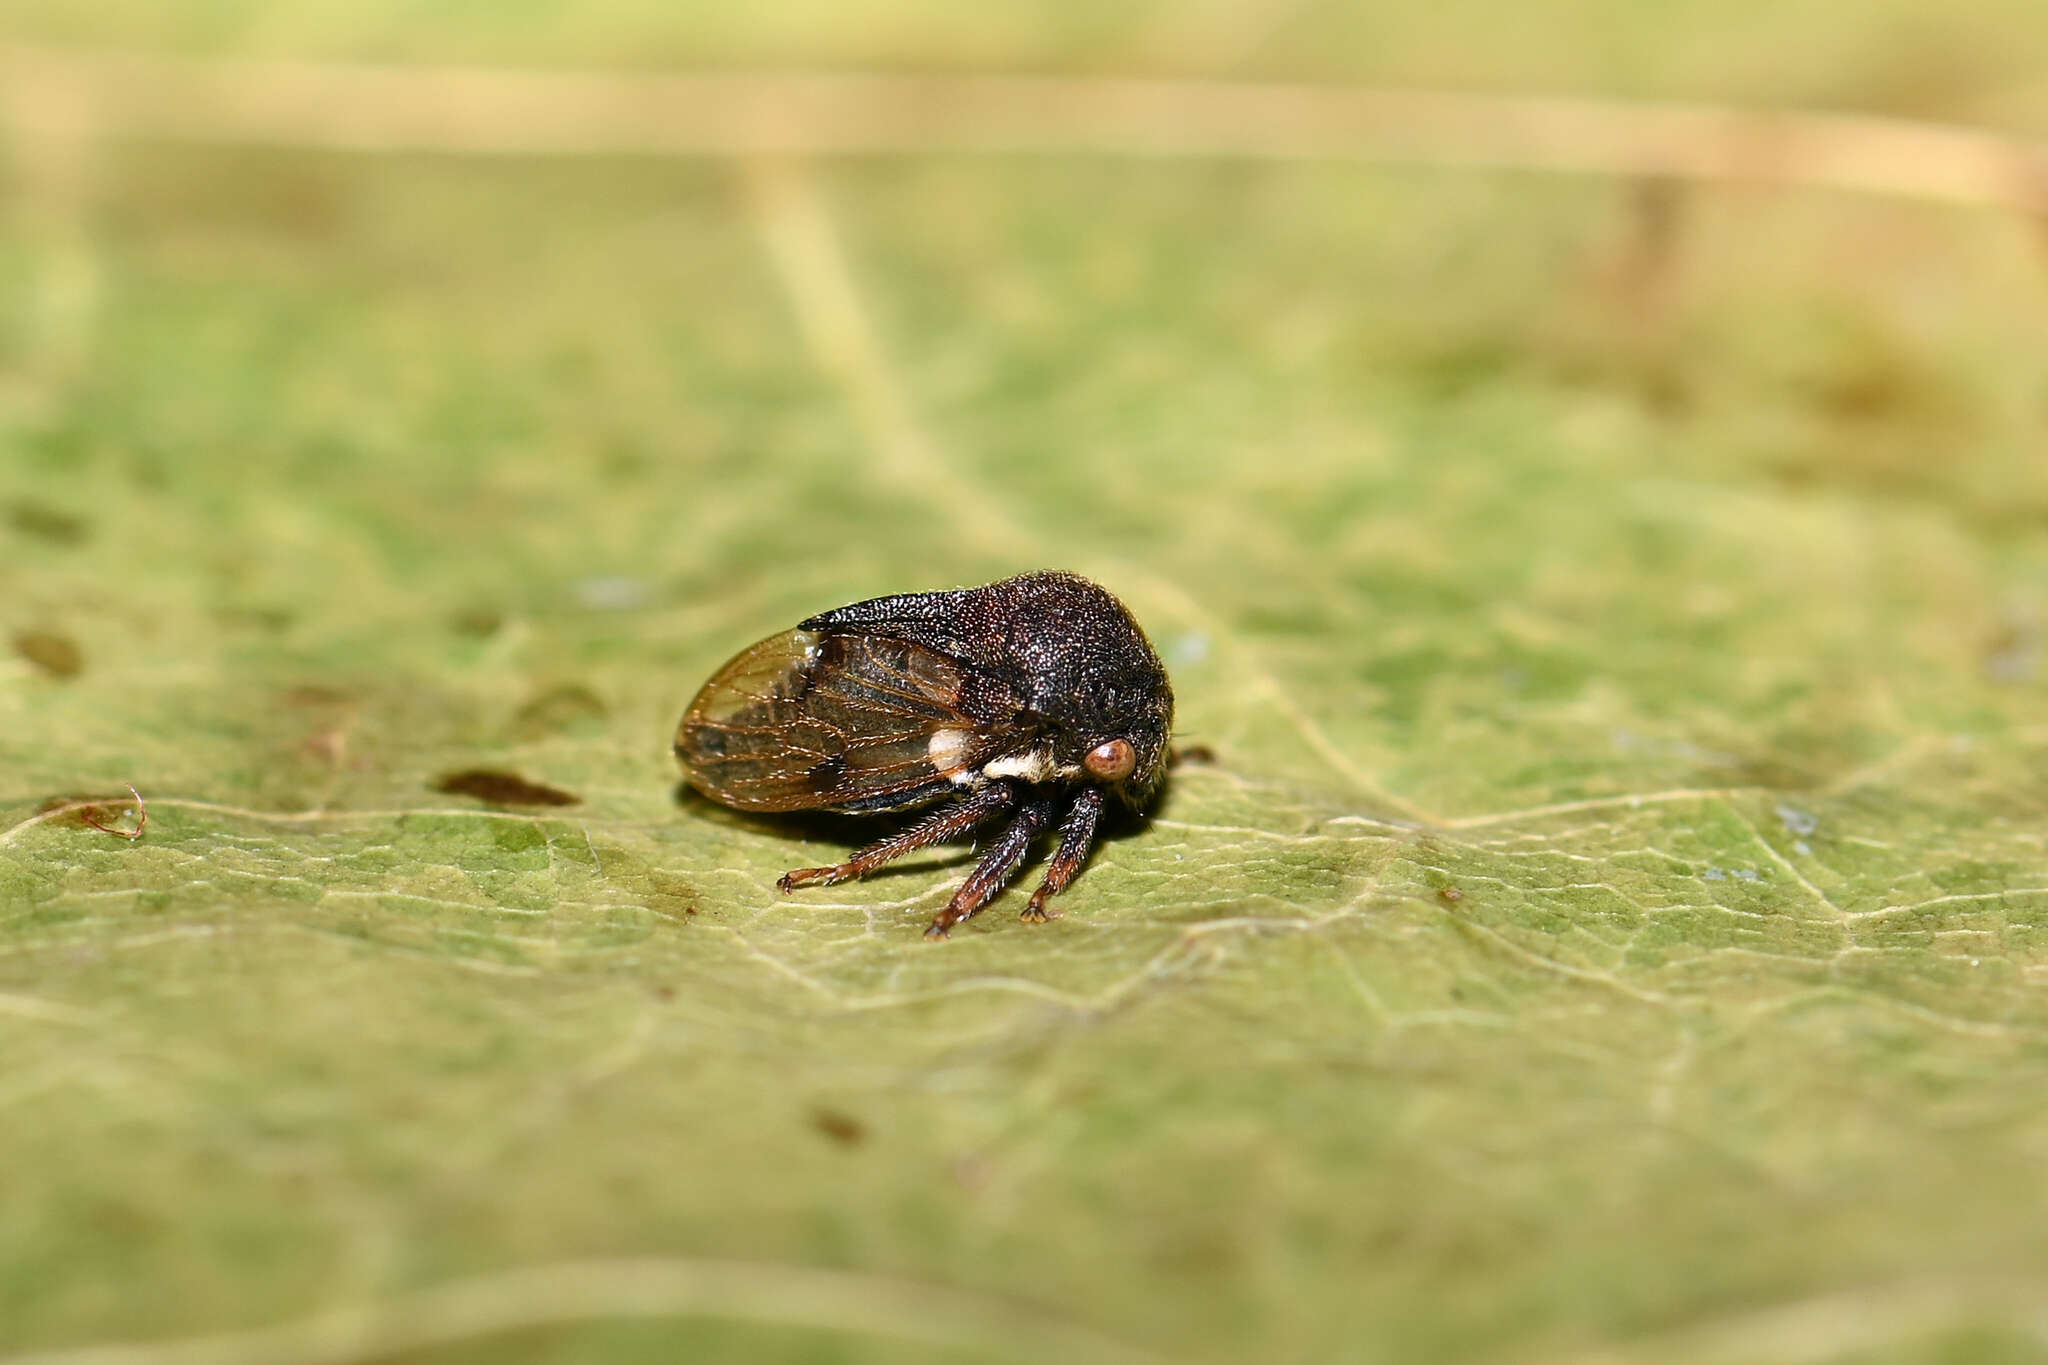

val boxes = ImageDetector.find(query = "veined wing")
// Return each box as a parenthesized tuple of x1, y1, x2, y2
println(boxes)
(674, 629, 1023, 813)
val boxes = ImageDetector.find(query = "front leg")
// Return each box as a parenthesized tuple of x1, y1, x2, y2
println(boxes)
(1020, 787, 1106, 923)
(778, 781, 1019, 892)
(925, 794, 1060, 939)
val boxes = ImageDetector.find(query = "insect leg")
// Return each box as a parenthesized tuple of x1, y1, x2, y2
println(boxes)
(925, 795, 1060, 939)
(777, 781, 1019, 892)
(1019, 787, 1106, 923)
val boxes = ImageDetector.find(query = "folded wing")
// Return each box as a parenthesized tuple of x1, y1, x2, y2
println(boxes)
(675, 629, 1019, 813)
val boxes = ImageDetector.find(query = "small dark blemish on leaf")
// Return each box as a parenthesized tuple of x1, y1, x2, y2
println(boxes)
(38, 793, 110, 826)
(7, 499, 89, 545)
(432, 769, 580, 807)
(449, 607, 504, 638)
(1438, 885, 1464, 904)
(284, 684, 353, 707)
(15, 630, 83, 678)
(644, 868, 701, 923)
(1168, 744, 1216, 769)
(809, 1107, 866, 1147)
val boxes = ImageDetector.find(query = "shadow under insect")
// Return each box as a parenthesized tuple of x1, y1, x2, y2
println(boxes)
(672, 780, 959, 866)
(673, 778, 1161, 877)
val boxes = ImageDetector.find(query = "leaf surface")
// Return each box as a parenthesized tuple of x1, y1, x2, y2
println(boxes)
(7, 12, 2048, 1364)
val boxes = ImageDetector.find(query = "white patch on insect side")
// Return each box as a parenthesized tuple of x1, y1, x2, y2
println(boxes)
(981, 747, 1056, 784)
(927, 727, 976, 775)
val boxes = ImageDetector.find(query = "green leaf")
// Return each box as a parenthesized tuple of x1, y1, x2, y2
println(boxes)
(8, 14, 2048, 1365)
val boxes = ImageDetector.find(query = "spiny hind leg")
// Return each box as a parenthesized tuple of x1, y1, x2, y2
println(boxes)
(778, 782, 1018, 892)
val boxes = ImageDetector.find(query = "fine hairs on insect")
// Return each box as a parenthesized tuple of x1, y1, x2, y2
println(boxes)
(674, 571, 1174, 938)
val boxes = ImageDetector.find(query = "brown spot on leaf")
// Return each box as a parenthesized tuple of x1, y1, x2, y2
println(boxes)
(432, 769, 580, 807)
(7, 499, 88, 545)
(1438, 885, 1465, 904)
(809, 1108, 866, 1147)
(1168, 744, 1216, 769)
(39, 794, 107, 825)
(15, 630, 83, 678)
(449, 607, 504, 638)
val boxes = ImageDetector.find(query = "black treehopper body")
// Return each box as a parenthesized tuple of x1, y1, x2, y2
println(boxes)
(674, 571, 1174, 938)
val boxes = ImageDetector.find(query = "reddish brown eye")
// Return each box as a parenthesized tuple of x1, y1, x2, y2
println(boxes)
(1084, 738, 1136, 782)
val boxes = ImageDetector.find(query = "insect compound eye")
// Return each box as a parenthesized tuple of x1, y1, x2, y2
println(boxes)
(1083, 738, 1137, 782)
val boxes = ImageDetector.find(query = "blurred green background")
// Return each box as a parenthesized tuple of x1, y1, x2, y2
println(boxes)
(6, 4, 2048, 1363)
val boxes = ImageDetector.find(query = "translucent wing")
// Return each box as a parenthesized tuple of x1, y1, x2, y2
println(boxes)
(675, 628, 1024, 814)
